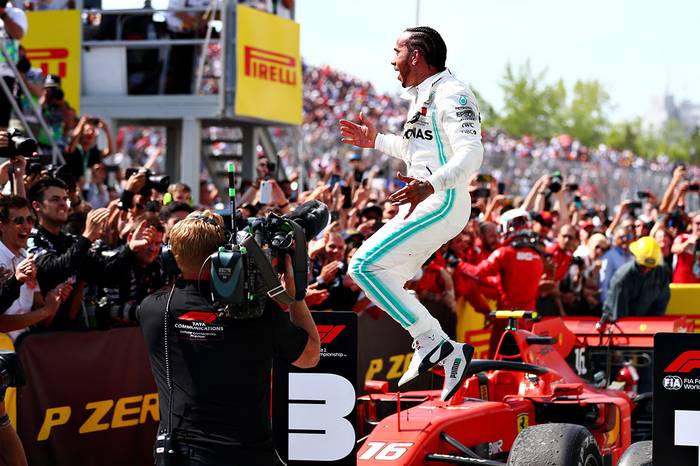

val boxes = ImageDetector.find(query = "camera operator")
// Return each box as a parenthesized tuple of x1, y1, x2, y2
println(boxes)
(138, 211, 319, 466)
(0, 2, 26, 130)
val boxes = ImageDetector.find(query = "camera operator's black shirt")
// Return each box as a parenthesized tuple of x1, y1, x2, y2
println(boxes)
(138, 279, 308, 454)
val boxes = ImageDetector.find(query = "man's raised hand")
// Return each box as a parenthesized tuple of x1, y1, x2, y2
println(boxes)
(339, 112, 377, 149)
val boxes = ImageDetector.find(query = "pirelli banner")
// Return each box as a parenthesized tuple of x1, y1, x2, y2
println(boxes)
(16, 329, 157, 466)
(22, 10, 81, 112)
(235, 4, 302, 125)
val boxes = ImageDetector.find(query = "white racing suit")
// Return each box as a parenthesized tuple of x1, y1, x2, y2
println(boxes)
(349, 69, 484, 338)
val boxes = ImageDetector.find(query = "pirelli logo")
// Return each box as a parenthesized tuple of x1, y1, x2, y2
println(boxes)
(244, 46, 297, 86)
(26, 48, 69, 78)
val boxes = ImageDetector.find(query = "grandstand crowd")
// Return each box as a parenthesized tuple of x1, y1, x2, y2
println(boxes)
(0, 39, 696, 344)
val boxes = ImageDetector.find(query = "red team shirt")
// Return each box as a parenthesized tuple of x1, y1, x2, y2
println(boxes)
(474, 245, 545, 311)
(672, 234, 700, 283)
(545, 243, 573, 282)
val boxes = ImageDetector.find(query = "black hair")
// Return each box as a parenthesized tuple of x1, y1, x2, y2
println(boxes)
(159, 201, 194, 222)
(27, 177, 68, 205)
(404, 26, 447, 70)
(0, 195, 30, 223)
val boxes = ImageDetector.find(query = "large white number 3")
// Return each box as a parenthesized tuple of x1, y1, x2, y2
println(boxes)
(288, 373, 356, 461)
(359, 442, 414, 461)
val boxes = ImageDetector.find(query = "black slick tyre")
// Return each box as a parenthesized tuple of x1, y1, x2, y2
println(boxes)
(508, 423, 603, 466)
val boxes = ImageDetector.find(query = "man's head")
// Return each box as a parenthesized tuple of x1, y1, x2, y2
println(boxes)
(557, 224, 578, 252)
(0, 196, 34, 253)
(256, 156, 271, 181)
(169, 210, 225, 274)
(613, 225, 632, 251)
(80, 120, 98, 148)
(90, 162, 106, 185)
(629, 236, 663, 274)
(392, 26, 446, 88)
(159, 201, 194, 241)
(129, 194, 147, 219)
(128, 214, 165, 267)
(587, 233, 609, 259)
(479, 221, 499, 251)
(28, 177, 69, 227)
(532, 211, 554, 238)
(324, 231, 346, 262)
(166, 183, 192, 205)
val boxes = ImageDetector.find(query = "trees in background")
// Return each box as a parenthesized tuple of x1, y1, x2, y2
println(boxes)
(478, 61, 699, 162)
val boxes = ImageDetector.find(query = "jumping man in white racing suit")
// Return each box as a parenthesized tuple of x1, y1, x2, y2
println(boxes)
(339, 26, 484, 401)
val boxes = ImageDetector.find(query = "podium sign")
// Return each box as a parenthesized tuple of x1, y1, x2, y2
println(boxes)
(654, 333, 700, 465)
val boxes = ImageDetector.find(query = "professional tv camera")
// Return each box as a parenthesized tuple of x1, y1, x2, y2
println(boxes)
(125, 167, 170, 196)
(210, 199, 329, 319)
(0, 128, 37, 159)
(0, 351, 25, 401)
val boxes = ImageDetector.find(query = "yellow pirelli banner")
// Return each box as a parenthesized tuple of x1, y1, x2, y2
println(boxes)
(22, 10, 81, 112)
(235, 5, 302, 125)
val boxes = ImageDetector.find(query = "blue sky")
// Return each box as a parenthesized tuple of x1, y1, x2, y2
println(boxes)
(295, 0, 699, 121)
(106, 0, 699, 121)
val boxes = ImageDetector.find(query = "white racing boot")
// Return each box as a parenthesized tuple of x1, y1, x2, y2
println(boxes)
(398, 330, 453, 387)
(440, 342, 474, 402)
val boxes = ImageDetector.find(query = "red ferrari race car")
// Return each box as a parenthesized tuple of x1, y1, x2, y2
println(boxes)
(356, 311, 671, 466)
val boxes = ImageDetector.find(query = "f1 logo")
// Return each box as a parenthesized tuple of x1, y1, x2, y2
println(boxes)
(675, 410, 700, 464)
(317, 325, 345, 345)
(665, 351, 700, 373)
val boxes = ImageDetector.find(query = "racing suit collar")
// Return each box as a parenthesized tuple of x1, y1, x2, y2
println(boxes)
(400, 68, 452, 103)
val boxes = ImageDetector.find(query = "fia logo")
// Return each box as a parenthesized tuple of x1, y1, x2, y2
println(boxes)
(663, 375, 682, 390)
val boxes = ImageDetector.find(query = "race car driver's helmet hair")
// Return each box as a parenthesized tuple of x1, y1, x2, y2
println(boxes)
(499, 208, 531, 237)
(629, 236, 663, 268)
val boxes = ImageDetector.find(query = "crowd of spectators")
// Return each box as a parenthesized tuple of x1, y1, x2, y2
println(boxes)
(265, 64, 700, 337)
(0, 40, 696, 360)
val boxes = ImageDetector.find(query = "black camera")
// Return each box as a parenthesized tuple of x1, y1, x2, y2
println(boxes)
(548, 171, 563, 193)
(210, 201, 329, 319)
(0, 351, 26, 401)
(0, 128, 38, 159)
(125, 168, 170, 196)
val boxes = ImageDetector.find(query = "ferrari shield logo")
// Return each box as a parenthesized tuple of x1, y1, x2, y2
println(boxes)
(516, 413, 529, 432)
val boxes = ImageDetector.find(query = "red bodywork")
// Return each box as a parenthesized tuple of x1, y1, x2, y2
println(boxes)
(536, 316, 694, 349)
(357, 323, 636, 465)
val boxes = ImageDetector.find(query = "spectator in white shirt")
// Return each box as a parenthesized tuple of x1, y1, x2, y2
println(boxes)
(0, 195, 71, 340)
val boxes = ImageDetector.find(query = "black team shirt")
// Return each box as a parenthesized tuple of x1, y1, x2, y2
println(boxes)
(138, 279, 308, 455)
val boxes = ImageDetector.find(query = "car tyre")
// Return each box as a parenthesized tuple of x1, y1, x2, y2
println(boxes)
(508, 423, 602, 466)
(617, 440, 652, 466)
